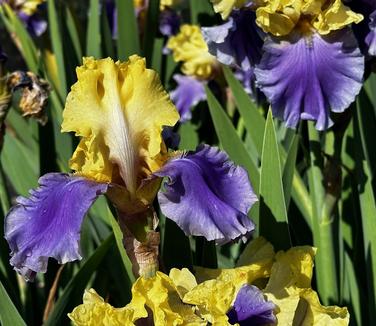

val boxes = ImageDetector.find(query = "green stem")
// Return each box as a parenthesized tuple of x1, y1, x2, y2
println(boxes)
(307, 122, 338, 304)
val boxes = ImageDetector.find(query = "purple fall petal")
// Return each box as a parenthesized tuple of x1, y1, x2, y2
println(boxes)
(227, 285, 276, 326)
(18, 11, 47, 37)
(202, 10, 263, 71)
(159, 9, 181, 36)
(366, 11, 376, 56)
(255, 28, 364, 130)
(4, 173, 107, 281)
(170, 74, 206, 123)
(155, 144, 257, 244)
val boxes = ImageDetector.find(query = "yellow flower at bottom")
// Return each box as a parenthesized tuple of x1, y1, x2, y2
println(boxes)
(68, 288, 147, 326)
(167, 25, 218, 80)
(264, 246, 349, 325)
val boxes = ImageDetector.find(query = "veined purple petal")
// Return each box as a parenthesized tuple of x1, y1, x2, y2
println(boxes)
(155, 145, 257, 244)
(159, 9, 181, 36)
(4, 173, 107, 281)
(170, 74, 206, 123)
(227, 285, 276, 325)
(366, 11, 376, 56)
(202, 10, 263, 71)
(255, 28, 364, 130)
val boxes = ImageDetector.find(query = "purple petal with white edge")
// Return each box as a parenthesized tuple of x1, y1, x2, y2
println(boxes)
(4, 173, 107, 281)
(202, 10, 263, 71)
(255, 28, 364, 130)
(170, 74, 206, 123)
(366, 10, 376, 56)
(227, 284, 276, 325)
(159, 9, 181, 36)
(155, 145, 257, 244)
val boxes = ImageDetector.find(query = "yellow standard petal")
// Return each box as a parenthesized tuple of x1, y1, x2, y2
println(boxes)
(210, 0, 257, 20)
(167, 24, 218, 80)
(183, 279, 235, 325)
(313, 0, 363, 34)
(255, 0, 362, 36)
(169, 268, 198, 298)
(68, 288, 147, 326)
(130, 272, 206, 325)
(62, 56, 179, 197)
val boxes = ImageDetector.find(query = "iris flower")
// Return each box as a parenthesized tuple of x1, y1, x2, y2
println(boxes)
(69, 237, 349, 325)
(206, 0, 365, 130)
(0, 0, 47, 36)
(5, 56, 257, 280)
(166, 24, 220, 122)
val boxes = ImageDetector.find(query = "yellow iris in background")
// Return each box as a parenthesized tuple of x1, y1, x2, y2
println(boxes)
(255, 0, 363, 36)
(167, 24, 218, 80)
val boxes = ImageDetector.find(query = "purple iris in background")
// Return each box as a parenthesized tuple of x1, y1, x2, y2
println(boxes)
(347, 0, 376, 57)
(203, 2, 365, 130)
(255, 28, 364, 130)
(159, 8, 181, 37)
(18, 10, 47, 37)
(170, 74, 206, 123)
(155, 145, 257, 244)
(227, 285, 276, 325)
(366, 11, 376, 56)
(202, 10, 263, 72)
(201, 9, 264, 101)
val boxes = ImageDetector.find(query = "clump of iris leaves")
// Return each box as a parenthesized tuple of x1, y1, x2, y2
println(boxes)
(0, 1, 375, 326)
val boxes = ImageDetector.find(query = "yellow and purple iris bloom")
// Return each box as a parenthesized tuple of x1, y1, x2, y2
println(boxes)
(4, 56, 257, 280)
(166, 24, 220, 122)
(68, 238, 349, 325)
(0, 0, 47, 36)
(205, 0, 366, 130)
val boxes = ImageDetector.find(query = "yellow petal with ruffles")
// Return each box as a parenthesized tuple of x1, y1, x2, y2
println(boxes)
(167, 25, 218, 80)
(169, 268, 198, 298)
(183, 279, 234, 325)
(68, 288, 147, 326)
(313, 0, 363, 35)
(265, 246, 316, 293)
(62, 56, 179, 196)
(265, 246, 349, 325)
(236, 236, 275, 266)
(256, 5, 298, 36)
(299, 289, 349, 325)
(194, 262, 272, 291)
(130, 272, 206, 325)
